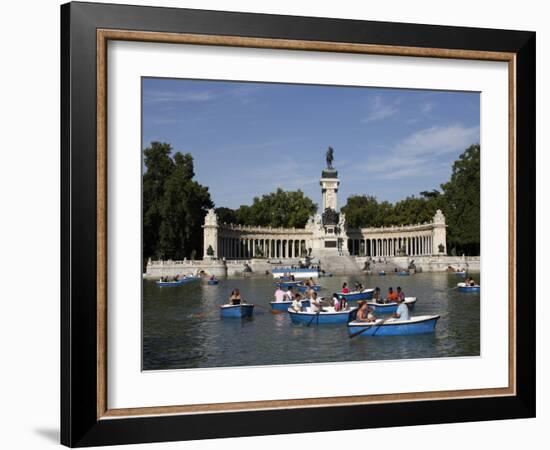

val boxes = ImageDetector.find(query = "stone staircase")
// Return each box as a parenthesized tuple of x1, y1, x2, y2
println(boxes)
(318, 255, 362, 275)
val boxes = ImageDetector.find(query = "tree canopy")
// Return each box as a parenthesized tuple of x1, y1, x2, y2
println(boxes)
(143, 142, 213, 261)
(217, 188, 317, 229)
(341, 144, 480, 255)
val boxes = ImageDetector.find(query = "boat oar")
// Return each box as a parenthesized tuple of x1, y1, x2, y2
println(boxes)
(307, 311, 320, 327)
(349, 318, 389, 339)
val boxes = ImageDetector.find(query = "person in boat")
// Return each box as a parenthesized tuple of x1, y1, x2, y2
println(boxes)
(342, 282, 350, 294)
(209, 274, 216, 281)
(229, 289, 242, 305)
(372, 287, 382, 303)
(468, 277, 476, 286)
(393, 296, 410, 321)
(332, 293, 341, 311)
(309, 292, 324, 313)
(396, 286, 405, 301)
(274, 285, 286, 303)
(174, 274, 179, 281)
(284, 287, 294, 301)
(305, 277, 314, 287)
(291, 293, 303, 312)
(290, 274, 296, 281)
(386, 287, 398, 303)
(354, 282, 363, 292)
(356, 301, 375, 322)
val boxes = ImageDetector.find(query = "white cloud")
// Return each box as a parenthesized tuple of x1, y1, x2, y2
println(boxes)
(144, 90, 216, 104)
(361, 95, 400, 123)
(421, 102, 435, 113)
(356, 123, 479, 180)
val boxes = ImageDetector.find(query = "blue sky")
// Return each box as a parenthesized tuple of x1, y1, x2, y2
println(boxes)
(142, 78, 479, 210)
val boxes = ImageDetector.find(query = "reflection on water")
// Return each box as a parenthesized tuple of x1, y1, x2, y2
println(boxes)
(143, 273, 480, 370)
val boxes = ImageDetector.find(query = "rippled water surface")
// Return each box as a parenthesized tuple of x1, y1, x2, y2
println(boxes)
(143, 273, 480, 370)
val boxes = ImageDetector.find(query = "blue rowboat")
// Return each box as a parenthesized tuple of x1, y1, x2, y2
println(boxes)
(207, 279, 219, 285)
(220, 303, 254, 318)
(348, 315, 440, 337)
(270, 299, 311, 312)
(378, 271, 386, 276)
(454, 271, 467, 276)
(288, 307, 358, 325)
(156, 276, 200, 287)
(276, 281, 302, 289)
(296, 284, 322, 292)
(367, 297, 417, 314)
(272, 267, 321, 279)
(337, 289, 375, 302)
(457, 283, 480, 292)
(397, 271, 410, 276)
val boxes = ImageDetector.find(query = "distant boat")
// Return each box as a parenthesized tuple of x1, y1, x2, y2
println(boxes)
(378, 271, 386, 276)
(207, 279, 219, 285)
(397, 271, 410, 276)
(367, 297, 417, 314)
(220, 303, 254, 318)
(270, 299, 311, 312)
(296, 284, 322, 292)
(272, 267, 320, 279)
(156, 276, 200, 287)
(288, 306, 358, 325)
(337, 288, 375, 302)
(454, 271, 467, 276)
(457, 283, 480, 292)
(348, 315, 440, 337)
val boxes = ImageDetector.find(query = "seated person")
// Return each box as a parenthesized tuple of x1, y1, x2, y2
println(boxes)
(284, 288, 294, 301)
(341, 282, 350, 294)
(386, 287, 398, 302)
(356, 301, 375, 322)
(468, 277, 476, 286)
(229, 289, 242, 305)
(309, 292, 324, 313)
(392, 296, 410, 321)
(396, 286, 405, 301)
(332, 293, 340, 311)
(274, 286, 286, 303)
(372, 287, 382, 303)
(291, 295, 303, 312)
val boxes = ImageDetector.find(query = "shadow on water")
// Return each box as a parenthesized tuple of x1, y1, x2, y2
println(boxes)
(143, 272, 480, 370)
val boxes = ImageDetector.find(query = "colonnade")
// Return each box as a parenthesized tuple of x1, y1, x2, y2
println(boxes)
(217, 236, 308, 259)
(347, 234, 434, 257)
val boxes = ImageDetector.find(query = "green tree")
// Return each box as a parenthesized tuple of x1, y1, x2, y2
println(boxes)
(230, 188, 317, 228)
(441, 144, 480, 255)
(143, 143, 213, 261)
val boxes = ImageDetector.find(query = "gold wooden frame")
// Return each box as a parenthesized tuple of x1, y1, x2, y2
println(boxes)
(96, 29, 516, 420)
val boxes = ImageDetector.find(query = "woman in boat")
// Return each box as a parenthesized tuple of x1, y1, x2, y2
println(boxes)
(229, 289, 243, 305)
(284, 287, 294, 301)
(396, 286, 405, 301)
(356, 301, 375, 322)
(332, 293, 340, 311)
(468, 277, 476, 286)
(342, 282, 350, 294)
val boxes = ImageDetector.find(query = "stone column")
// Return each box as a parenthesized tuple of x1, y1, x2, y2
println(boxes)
(202, 209, 219, 258)
(432, 210, 447, 255)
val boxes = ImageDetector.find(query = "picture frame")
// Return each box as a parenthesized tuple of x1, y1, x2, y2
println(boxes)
(61, 1, 535, 447)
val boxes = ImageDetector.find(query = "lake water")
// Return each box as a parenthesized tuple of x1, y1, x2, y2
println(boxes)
(143, 273, 480, 370)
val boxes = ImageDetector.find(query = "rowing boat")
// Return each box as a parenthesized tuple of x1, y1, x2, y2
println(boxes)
(220, 303, 254, 318)
(457, 282, 480, 292)
(288, 306, 358, 325)
(367, 297, 417, 314)
(348, 315, 440, 336)
(337, 288, 375, 302)
(270, 299, 311, 312)
(156, 276, 200, 287)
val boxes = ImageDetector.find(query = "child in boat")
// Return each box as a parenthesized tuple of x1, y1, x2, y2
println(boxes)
(229, 289, 242, 305)
(342, 282, 350, 294)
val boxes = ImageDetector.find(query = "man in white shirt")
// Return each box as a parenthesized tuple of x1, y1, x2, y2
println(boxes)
(393, 296, 410, 321)
(274, 286, 286, 303)
(284, 288, 294, 301)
